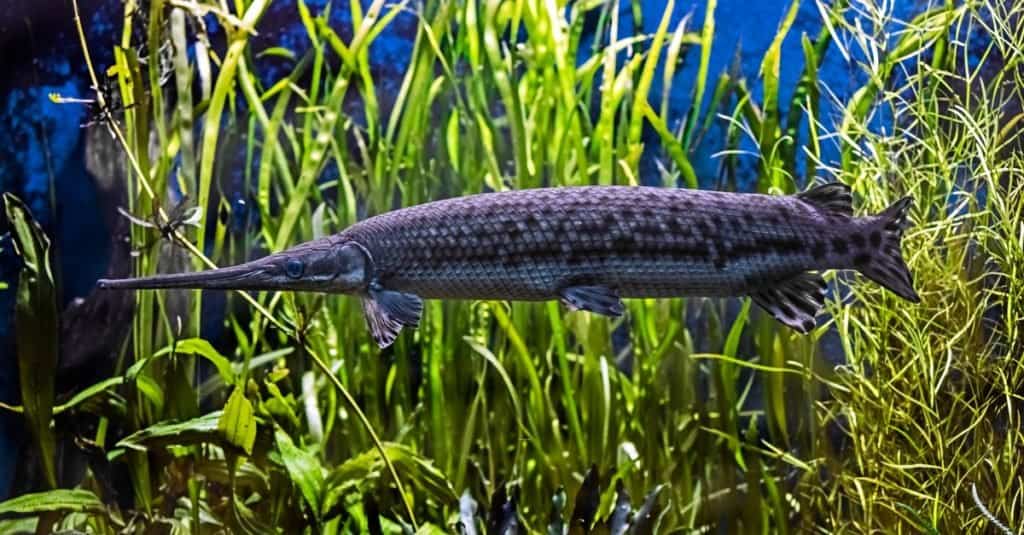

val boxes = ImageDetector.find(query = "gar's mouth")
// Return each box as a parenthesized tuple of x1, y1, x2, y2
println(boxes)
(97, 261, 276, 291)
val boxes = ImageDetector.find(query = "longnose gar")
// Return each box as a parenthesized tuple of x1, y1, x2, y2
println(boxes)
(98, 184, 919, 347)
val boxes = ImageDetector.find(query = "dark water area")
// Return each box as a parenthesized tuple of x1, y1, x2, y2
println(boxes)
(0, 0, 925, 498)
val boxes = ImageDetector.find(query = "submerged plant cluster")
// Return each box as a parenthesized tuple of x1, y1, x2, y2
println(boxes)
(0, 0, 1021, 532)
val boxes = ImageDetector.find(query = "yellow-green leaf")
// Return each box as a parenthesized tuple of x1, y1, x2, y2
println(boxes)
(275, 427, 324, 520)
(0, 489, 104, 519)
(219, 387, 257, 455)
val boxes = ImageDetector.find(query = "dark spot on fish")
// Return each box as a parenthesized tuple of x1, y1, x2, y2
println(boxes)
(850, 232, 866, 249)
(711, 214, 724, 228)
(742, 212, 756, 225)
(832, 238, 848, 255)
(769, 238, 804, 255)
(801, 318, 815, 332)
(668, 240, 709, 260)
(811, 241, 827, 259)
(870, 230, 882, 247)
(854, 253, 871, 266)
(713, 251, 727, 269)
(775, 206, 789, 221)
(642, 207, 654, 218)
(565, 250, 585, 265)
(696, 219, 711, 236)
(729, 217, 745, 232)
(724, 240, 760, 260)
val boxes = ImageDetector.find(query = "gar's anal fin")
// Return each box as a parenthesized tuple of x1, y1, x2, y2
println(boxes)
(750, 272, 828, 334)
(361, 283, 423, 348)
(559, 285, 625, 317)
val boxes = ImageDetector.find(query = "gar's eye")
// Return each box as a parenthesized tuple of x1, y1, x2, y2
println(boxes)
(285, 258, 305, 279)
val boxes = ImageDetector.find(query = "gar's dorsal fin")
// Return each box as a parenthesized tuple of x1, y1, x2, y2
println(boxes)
(797, 183, 853, 216)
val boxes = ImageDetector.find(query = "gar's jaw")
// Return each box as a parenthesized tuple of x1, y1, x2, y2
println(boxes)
(97, 239, 371, 294)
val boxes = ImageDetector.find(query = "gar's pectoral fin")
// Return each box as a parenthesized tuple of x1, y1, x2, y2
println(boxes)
(750, 272, 827, 334)
(559, 285, 625, 317)
(361, 283, 423, 348)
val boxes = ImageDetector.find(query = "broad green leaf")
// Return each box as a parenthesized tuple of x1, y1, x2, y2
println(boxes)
(325, 443, 457, 509)
(3, 193, 58, 488)
(54, 377, 125, 415)
(0, 518, 36, 532)
(0, 489, 104, 519)
(116, 411, 223, 451)
(0, 377, 126, 416)
(226, 488, 275, 535)
(194, 457, 271, 496)
(219, 387, 257, 455)
(135, 374, 165, 413)
(126, 338, 235, 386)
(274, 427, 325, 520)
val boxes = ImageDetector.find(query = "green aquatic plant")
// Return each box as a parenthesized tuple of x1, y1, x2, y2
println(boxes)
(0, 0, 1020, 532)
(813, 0, 1024, 530)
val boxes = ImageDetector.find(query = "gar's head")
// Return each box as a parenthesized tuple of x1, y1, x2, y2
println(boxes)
(97, 238, 372, 294)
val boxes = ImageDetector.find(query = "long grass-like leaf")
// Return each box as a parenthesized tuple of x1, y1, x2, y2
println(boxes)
(3, 194, 58, 489)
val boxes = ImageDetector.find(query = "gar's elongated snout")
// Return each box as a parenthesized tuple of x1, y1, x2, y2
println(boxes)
(98, 239, 370, 294)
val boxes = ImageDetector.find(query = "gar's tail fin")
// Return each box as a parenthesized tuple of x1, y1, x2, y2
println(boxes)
(858, 197, 920, 302)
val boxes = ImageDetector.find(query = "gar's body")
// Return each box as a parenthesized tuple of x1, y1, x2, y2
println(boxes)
(99, 184, 920, 347)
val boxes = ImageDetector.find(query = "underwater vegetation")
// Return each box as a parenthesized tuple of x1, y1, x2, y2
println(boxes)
(0, 0, 1021, 532)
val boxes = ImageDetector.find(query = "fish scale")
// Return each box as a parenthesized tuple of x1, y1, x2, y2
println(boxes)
(97, 184, 920, 347)
(343, 186, 852, 299)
